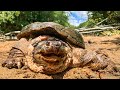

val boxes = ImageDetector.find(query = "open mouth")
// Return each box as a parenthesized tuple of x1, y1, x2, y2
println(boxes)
(34, 53, 66, 63)
(42, 52, 65, 59)
(33, 51, 69, 74)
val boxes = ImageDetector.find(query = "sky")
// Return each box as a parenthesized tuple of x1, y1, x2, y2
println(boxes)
(66, 11, 88, 26)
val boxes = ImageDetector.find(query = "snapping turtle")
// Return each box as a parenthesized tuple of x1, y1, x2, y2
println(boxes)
(2, 22, 118, 74)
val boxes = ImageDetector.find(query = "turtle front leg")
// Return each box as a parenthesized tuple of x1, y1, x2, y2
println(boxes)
(2, 38, 29, 69)
(81, 50, 108, 70)
(2, 47, 26, 69)
(70, 47, 120, 78)
(81, 49, 119, 73)
(71, 47, 116, 72)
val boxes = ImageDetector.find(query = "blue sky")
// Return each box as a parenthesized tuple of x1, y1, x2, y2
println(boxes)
(65, 11, 88, 26)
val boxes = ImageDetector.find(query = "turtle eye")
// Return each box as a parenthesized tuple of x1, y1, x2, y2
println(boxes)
(46, 41, 50, 46)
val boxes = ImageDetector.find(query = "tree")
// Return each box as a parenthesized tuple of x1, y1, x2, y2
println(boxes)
(0, 11, 20, 33)
(0, 11, 69, 33)
(78, 11, 120, 28)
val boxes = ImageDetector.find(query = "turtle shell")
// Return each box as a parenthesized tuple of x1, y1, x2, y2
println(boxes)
(17, 22, 85, 49)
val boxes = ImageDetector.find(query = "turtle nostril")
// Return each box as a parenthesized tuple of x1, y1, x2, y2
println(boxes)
(56, 44, 60, 46)
(54, 43, 61, 49)
(46, 41, 50, 46)
(2, 63, 6, 67)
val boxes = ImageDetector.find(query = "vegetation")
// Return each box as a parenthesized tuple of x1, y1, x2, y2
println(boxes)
(78, 11, 120, 36)
(0, 11, 69, 33)
(100, 29, 120, 36)
(1, 11, 120, 36)
(78, 11, 120, 28)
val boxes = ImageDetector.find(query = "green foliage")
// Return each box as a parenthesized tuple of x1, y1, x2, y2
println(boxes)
(0, 11, 69, 33)
(0, 11, 20, 24)
(88, 11, 120, 25)
(53, 11, 70, 26)
(89, 29, 120, 36)
(78, 19, 96, 28)
(78, 11, 120, 36)
(0, 11, 21, 33)
(100, 29, 120, 36)
(78, 11, 120, 28)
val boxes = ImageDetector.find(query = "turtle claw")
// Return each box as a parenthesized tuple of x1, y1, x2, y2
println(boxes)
(2, 58, 24, 69)
(21, 65, 29, 70)
(2, 59, 17, 69)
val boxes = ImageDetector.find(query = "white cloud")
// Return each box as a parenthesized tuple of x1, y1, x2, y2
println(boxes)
(66, 11, 88, 26)
(76, 11, 88, 20)
(68, 16, 82, 26)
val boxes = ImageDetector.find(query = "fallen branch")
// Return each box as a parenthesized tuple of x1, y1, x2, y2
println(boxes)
(76, 26, 120, 34)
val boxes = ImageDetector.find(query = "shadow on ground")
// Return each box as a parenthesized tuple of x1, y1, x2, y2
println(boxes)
(49, 68, 71, 79)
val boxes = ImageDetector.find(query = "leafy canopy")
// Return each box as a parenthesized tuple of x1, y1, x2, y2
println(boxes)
(0, 11, 70, 33)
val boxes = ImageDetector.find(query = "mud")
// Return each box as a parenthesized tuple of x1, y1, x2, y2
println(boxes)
(0, 35, 120, 79)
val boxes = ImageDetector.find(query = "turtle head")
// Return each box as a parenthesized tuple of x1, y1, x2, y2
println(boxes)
(33, 39, 68, 62)
(31, 35, 72, 74)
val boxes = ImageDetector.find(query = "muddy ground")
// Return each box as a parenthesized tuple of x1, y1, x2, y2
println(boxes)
(0, 35, 120, 79)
